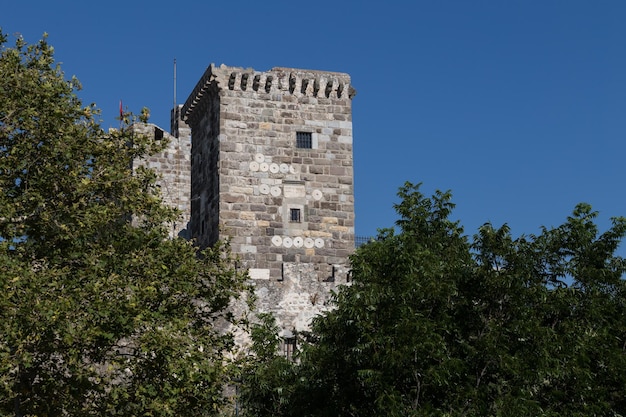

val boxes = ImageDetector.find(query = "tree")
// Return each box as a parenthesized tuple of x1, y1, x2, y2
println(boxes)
(239, 182, 626, 416)
(237, 313, 299, 417)
(0, 32, 248, 416)
(297, 184, 473, 417)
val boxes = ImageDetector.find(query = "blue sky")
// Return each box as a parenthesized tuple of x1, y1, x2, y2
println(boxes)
(3, 1, 626, 245)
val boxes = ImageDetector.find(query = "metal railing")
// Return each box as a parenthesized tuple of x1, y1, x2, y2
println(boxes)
(355, 236, 373, 248)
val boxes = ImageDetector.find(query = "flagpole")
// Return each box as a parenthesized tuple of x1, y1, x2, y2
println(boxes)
(173, 58, 178, 138)
(173, 58, 177, 111)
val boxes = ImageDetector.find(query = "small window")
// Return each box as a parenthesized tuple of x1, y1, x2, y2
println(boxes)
(282, 337, 296, 359)
(296, 132, 312, 149)
(154, 127, 164, 141)
(290, 208, 301, 223)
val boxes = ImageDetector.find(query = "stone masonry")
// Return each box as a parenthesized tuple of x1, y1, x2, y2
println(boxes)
(132, 121, 191, 239)
(147, 63, 356, 338)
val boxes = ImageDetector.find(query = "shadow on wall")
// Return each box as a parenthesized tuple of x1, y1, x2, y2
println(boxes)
(177, 222, 191, 240)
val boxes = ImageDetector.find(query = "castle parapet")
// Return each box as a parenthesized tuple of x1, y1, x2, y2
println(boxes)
(182, 64, 356, 124)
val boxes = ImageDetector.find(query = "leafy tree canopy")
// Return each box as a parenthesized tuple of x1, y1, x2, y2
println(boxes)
(0, 31, 247, 416)
(240, 182, 626, 416)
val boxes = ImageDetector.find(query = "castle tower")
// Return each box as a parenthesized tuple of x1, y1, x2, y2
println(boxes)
(180, 64, 356, 334)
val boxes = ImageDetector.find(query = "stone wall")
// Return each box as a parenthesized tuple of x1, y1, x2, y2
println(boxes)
(132, 122, 191, 239)
(181, 64, 356, 334)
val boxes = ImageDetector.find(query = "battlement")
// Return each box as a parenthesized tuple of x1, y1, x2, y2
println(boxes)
(182, 64, 356, 124)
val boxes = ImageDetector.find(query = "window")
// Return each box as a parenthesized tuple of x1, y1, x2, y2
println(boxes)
(296, 131, 312, 149)
(290, 208, 301, 223)
(282, 337, 296, 359)
(154, 127, 164, 141)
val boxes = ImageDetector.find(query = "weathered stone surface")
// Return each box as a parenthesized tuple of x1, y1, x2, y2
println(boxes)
(148, 64, 356, 339)
(133, 122, 191, 239)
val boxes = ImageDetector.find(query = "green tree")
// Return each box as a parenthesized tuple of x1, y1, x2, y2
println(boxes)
(239, 182, 626, 416)
(298, 184, 473, 417)
(237, 313, 299, 417)
(0, 32, 247, 416)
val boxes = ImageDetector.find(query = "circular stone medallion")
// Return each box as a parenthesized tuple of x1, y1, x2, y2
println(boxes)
(312, 189, 323, 200)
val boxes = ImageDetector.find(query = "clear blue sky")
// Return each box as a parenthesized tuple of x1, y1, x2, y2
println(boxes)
(4, 1, 626, 245)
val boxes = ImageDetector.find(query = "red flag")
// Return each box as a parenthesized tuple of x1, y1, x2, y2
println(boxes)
(119, 100, 123, 119)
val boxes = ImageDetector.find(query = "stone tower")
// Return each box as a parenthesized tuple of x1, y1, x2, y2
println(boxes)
(178, 63, 356, 336)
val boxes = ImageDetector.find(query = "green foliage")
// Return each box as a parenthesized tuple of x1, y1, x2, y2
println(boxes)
(237, 314, 299, 417)
(0, 31, 248, 416)
(239, 182, 626, 416)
